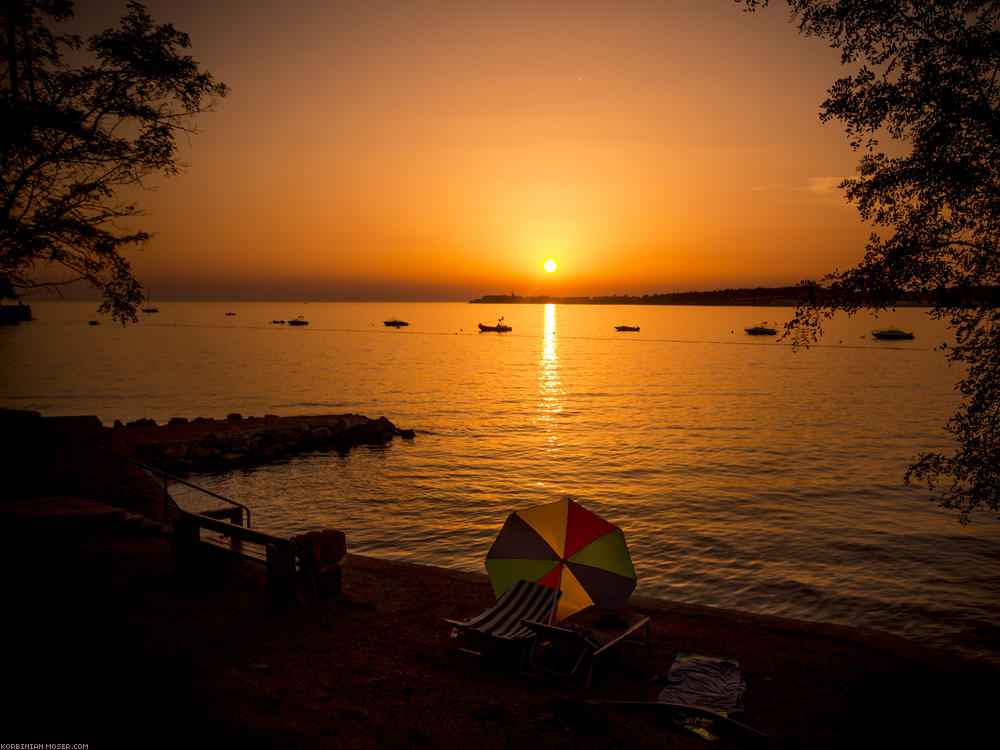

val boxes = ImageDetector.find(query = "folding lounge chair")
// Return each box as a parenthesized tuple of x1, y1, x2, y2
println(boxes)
(444, 579, 562, 655)
(520, 608, 650, 688)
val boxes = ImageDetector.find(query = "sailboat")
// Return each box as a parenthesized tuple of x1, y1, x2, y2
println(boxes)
(141, 289, 158, 313)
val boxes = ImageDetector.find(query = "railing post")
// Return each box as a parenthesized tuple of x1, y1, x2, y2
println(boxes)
(60, 435, 73, 496)
(172, 512, 200, 580)
(266, 543, 296, 604)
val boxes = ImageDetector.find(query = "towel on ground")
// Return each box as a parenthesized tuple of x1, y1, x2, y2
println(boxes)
(658, 651, 747, 715)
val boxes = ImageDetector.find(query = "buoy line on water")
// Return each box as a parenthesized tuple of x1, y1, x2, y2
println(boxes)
(130, 320, 938, 351)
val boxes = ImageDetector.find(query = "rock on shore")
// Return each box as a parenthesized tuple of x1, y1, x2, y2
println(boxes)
(113, 412, 415, 475)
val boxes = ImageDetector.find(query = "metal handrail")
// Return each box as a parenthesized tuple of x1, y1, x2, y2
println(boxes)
(179, 509, 290, 547)
(67, 435, 253, 526)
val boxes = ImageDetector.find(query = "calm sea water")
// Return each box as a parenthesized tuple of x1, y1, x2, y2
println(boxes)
(3, 301, 999, 666)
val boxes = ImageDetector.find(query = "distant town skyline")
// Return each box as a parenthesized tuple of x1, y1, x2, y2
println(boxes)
(35, 0, 877, 303)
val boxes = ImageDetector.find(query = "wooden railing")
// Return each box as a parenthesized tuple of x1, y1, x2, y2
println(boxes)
(173, 510, 297, 603)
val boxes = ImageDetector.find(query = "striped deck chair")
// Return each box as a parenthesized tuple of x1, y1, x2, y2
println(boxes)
(445, 580, 562, 655)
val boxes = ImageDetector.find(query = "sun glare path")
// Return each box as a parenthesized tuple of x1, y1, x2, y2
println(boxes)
(543, 258, 558, 273)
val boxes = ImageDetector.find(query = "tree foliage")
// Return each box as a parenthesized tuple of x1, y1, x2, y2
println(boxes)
(741, 1, 1000, 522)
(1, 0, 227, 320)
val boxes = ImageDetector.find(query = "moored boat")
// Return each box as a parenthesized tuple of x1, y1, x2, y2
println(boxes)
(288, 316, 308, 326)
(384, 318, 409, 327)
(872, 328, 914, 340)
(744, 324, 777, 335)
(141, 288, 158, 313)
(615, 325, 639, 332)
(479, 317, 511, 332)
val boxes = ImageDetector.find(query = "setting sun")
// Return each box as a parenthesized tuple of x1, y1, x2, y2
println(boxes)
(543, 258, 558, 273)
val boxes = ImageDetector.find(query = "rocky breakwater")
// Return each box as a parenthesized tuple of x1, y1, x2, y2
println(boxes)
(115, 413, 415, 475)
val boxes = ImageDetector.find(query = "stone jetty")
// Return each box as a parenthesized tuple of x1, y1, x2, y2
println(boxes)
(1, 409, 414, 498)
(113, 412, 415, 475)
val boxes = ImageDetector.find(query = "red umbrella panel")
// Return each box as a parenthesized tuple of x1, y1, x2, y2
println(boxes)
(484, 498, 637, 621)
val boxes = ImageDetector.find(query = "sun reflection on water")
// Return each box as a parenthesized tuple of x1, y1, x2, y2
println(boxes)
(536, 303, 563, 452)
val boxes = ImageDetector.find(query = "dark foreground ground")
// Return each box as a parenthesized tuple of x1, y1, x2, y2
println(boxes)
(3, 521, 997, 750)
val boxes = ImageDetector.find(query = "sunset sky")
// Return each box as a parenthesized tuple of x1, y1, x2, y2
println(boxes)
(61, 0, 876, 301)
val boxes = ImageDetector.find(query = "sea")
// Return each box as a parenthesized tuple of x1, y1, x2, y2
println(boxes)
(3, 300, 999, 667)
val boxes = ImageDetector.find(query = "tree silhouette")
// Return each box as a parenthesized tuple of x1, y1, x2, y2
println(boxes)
(740, 1, 999, 522)
(1, 1, 227, 321)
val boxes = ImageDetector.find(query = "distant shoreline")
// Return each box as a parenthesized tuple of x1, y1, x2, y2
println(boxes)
(470, 287, 933, 307)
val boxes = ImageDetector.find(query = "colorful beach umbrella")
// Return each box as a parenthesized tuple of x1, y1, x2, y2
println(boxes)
(484, 498, 637, 622)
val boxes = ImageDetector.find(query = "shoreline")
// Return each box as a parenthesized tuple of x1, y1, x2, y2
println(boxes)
(468, 288, 936, 307)
(3, 516, 997, 748)
(373, 551, 995, 683)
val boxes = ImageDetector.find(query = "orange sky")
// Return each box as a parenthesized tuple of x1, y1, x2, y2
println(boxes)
(62, 0, 873, 301)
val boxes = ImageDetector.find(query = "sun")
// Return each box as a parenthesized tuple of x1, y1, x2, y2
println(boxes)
(543, 258, 558, 273)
